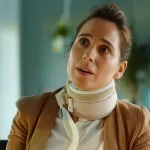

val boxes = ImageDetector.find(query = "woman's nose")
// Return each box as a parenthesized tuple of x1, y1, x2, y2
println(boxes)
(82, 49, 96, 62)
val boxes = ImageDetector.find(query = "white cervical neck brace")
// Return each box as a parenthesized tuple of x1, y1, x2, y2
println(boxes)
(56, 79, 117, 120)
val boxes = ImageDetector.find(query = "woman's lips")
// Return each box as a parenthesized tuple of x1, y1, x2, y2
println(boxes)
(76, 68, 93, 76)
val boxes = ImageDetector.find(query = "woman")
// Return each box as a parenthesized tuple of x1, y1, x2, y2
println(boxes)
(7, 3, 150, 150)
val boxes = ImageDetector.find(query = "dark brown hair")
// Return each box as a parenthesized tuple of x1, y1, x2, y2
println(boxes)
(70, 3, 132, 62)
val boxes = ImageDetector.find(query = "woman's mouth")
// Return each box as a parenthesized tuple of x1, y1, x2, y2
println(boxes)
(77, 68, 93, 76)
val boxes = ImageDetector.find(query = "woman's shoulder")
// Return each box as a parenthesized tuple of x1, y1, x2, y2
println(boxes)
(16, 87, 63, 111)
(117, 100, 150, 115)
(115, 100, 150, 147)
(116, 100, 150, 132)
(16, 92, 52, 113)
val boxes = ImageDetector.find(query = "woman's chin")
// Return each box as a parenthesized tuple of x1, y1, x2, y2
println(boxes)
(73, 82, 91, 91)
(72, 80, 106, 91)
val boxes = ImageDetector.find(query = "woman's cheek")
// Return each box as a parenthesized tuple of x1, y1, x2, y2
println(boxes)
(67, 59, 72, 81)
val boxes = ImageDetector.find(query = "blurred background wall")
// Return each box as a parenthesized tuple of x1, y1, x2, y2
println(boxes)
(0, 0, 20, 140)
(1, 0, 150, 140)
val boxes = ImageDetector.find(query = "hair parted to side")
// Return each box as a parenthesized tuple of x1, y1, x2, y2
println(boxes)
(70, 3, 132, 62)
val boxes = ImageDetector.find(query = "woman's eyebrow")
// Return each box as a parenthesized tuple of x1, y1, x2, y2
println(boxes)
(77, 33, 92, 38)
(100, 38, 115, 50)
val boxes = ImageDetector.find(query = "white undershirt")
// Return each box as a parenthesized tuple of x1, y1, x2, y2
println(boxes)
(44, 108, 104, 150)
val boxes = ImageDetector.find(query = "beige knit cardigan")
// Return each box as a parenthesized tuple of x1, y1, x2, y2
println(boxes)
(6, 88, 150, 150)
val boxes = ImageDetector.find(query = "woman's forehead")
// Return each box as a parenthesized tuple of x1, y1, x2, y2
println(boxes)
(78, 18, 119, 36)
(77, 18, 120, 49)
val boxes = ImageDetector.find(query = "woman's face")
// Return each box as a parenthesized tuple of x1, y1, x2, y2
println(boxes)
(67, 18, 127, 90)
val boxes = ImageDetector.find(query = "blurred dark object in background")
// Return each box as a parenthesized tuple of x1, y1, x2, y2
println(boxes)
(0, 140, 8, 150)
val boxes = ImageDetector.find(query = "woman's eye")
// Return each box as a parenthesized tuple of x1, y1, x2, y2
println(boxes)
(100, 46, 110, 54)
(79, 38, 89, 46)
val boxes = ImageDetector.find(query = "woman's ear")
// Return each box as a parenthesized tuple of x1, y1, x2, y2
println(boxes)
(114, 61, 128, 79)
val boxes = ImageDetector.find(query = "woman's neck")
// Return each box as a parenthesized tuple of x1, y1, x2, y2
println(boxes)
(69, 79, 115, 94)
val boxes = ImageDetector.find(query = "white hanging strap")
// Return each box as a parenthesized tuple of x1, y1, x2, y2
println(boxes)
(61, 107, 79, 150)
(55, 89, 79, 150)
